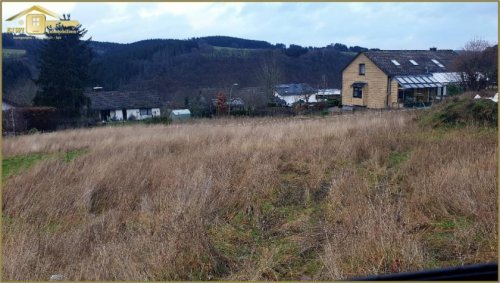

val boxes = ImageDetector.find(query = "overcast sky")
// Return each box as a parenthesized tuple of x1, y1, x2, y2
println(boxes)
(2, 2, 498, 49)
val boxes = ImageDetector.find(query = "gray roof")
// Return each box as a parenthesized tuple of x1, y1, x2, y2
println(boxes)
(275, 83, 316, 96)
(86, 91, 164, 110)
(359, 50, 458, 76)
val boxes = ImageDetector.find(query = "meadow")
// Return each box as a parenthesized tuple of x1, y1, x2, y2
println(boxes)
(2, 110, 497, 280)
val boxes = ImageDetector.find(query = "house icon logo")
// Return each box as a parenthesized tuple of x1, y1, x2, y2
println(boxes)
(6, 5, 79, 35)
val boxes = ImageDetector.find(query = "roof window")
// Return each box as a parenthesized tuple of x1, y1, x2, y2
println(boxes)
(409, 59, 419, 66)
(391, 59, 400, 66)
(432, 59, 445, 68)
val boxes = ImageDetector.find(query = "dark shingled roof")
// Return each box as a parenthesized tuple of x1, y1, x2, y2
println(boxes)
(85, 91, 165, 110)
(361, 50, 458, 76)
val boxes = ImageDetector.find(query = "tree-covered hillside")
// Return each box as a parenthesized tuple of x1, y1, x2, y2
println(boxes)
(3, 33, 369, 107)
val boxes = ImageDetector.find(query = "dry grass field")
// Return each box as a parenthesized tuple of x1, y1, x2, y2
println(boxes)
(2, 111, 497, 280)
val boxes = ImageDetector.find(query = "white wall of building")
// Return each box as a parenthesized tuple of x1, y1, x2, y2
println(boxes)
(126, 109, 141, 120)
(110, 109, 124, 120)
(152, 108, 160, 117)
(275, 92, 307, 106)
(106, 108, 161, 121)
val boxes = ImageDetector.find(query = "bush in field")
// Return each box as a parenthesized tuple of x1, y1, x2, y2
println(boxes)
(421, 95, 497, 127)
(447, 83, 464, 96)
(144, 116, 172, 125)
(326, 97, 341, 107)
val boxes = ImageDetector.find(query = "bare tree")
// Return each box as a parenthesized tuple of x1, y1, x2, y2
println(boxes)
(257, 50, 283, 103)
(453, 38, 497, 91)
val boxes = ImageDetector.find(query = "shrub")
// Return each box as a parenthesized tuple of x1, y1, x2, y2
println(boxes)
(326, 97, 341, 107)
(229, 109, 248, 116)
(420, 94, 497, 127)
(143, 116, 172, 125)
(447, 83, 464, 96)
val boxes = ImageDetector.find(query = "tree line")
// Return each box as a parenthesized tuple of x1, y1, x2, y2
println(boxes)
(2, 31, 497, 124)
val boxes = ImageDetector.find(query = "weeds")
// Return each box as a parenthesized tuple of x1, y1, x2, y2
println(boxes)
(2, 111, 496, 280)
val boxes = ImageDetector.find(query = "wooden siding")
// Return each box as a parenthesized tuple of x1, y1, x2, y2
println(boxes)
(342, 54, 389, 109)
(390, 79, 399, 108)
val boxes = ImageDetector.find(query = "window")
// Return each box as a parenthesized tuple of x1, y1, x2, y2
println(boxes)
(391, 59, 400, 66)
(432, 59, 445, 68)
(32, 17, 40, 27)
(409, 59, 418, 66)
(140, 108, 152, 115)
(359, 63, 366, 75)
(353, 86, 363, 98)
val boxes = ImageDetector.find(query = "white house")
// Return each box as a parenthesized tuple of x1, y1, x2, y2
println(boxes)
(274, 83, 317, 106)
(308, 89, 341, 103)
(86, 90, 164, 121)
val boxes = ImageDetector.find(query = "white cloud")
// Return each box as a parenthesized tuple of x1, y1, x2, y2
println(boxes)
(3, 2, 497, 49)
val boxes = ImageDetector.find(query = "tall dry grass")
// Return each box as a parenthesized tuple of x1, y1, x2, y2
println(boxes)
(2, 112, 497, 280)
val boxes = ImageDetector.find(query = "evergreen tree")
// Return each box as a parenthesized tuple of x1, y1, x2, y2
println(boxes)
(33, 25, 93, 118)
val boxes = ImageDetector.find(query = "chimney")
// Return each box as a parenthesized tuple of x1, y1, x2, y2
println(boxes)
(429, 47, 437, 51)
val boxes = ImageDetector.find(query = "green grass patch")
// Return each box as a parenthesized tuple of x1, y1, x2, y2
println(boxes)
(63, 149, 87, 162)
(42, 221, 62, 233)
(2, 152, 51, 180)
(2, 149, 87, 180)
(433, 217, 472, 230)
(388, 152, 410, 168)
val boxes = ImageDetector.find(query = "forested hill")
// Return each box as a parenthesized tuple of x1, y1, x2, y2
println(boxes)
(3, 33, 373, 107)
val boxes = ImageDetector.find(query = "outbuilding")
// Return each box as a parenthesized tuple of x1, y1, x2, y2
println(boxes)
(169, 109, 191, 121)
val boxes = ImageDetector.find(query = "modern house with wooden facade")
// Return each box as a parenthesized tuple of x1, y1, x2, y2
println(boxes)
(341, 49, 460, 109)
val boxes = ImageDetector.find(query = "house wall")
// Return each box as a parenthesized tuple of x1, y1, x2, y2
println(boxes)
(390, 79, 399, 108)
(309, 94, 339, 103)
(110, 109, 124, 120)
(170, 113, 191, 121)
(127, 108, 161, 120)
(342, 53, 389, 109)
(152, 108, 160, 117)
(105, 108, 161, 121)
(126, 109, 140, 120)
(275, 92, 306, 106)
